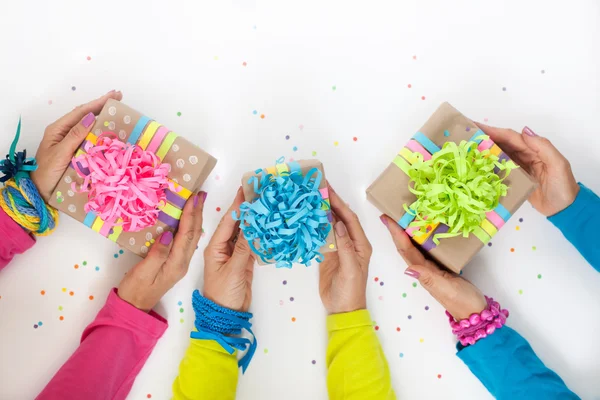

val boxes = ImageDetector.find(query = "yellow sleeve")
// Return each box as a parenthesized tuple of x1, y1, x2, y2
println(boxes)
(326, 309, 396, 400)
(172, 339, 239, 400)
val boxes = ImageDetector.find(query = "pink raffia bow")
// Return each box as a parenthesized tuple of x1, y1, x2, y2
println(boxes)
(71, 133, 172, 232)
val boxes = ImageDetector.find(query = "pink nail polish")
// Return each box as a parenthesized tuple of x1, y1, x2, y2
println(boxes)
(523, 126, 537, 137)
(202, 192, 208, 202)
(404, 268, 420, 279)
(82, 112, 95, 128)
(379, 215, 389, 227)
(194, 194, 199, 207)
(160, 231, 173, 245)
(335, 221, 347, 237)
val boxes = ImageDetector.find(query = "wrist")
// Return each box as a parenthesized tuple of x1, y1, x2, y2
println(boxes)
(447, 296, 508, 347)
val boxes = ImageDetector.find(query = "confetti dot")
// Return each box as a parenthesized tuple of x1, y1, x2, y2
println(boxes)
(40, 290, 45, 295)
(374, 277, 379, 282)
(425, 306, 429, 311)
(89, 295, 94, 300)
(34, 324, 38, 329)
(279, 300, 284, 305)
(82, 261, 87, 266)
(484, 118, 489, 122)
(374, 325, 380, 331)
(537, 274, 542, 279)
(408, 315, 412, 320)
(62, 288, 66, 292)
(421, 96, 426, 100)
(179, 308, 184, 313)
(58, 306, 63, 311)
(48, 100, 53, 105)
(253, 110, 257, 115)
(488, 242, 493, 247)
(519, 218, 523, 223)
(412, 282, 417, 288)
(291, 317, 296, 322)
(178, 301, 183, 306)
(541, 69, 545, 74)
(510, 248, 515, 253)
(311, 151, 317, 156)
(334, 141, 339, 146)
(379, 281, 384, 286)
(437, 374, 442, 379)
(412, 55, 417, 60)
(74, 264, 79, 269)
(113, 254, 118, 258)
(119, 250, 124, 254)
(285, 135, 290, 140)
(216, 207, 221, 212)
(289, 297, 294, 302)
(180, 318, 184, 323)
(353, 137, 358, 142)
(299, 124, 304, 130)
(532, 246, 537, 251)
(282, 280, 287, 285)
(444, 130, 450, 137)
(213, 56, 218, 60)
(396, 327, 401, 332)
(466, 127, 471, 132)
(147, 395, 152, 399)
(243, 61, 247, 66)
(502, 87, 507, 91)
(407, 84, 412, 88)
(419, 338, 424, 343)
(86, 56, 91, 61)
(402, 293, 407, 298)
(518, 289, 523, 295)
(260, 114, 265, 119)
(69, 291, 74, 296)
(293, 146, 298, 152)
(332, 85, 336, 91)
(215, 175, 221, 180)
(399, 352, 404, 358)
(71, 86, 76, 91)
(516, 226, 520, 231)
(59, 316, 64, 321)
(264, 348, 268, 354)
(177, 112, 182, 117)
(312, 360, 316, 365)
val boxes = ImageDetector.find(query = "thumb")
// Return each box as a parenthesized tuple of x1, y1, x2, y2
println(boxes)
(332, 221, 359, 271)
(60, 112, 97, 155)
(229, 235, 254, 270)
(521, 126, 568, 168)
(404, 263, 447, 293)
(139, 230, 174, 277)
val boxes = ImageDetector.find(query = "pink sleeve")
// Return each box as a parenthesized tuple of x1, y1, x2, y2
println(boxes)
(36, 288, 168, 400)
(0, 208, 36, 271)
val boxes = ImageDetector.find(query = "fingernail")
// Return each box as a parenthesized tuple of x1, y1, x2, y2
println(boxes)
(160, 231, 173, 245)
(379, 215, 389, 227)
(523, 126, 537, 137)
(334, 221, 347, 237)
(194, 194, 199, 207)
(404, 268, 420, 279)
(202, 191, 208, 202)
(82, 112, 95, 128)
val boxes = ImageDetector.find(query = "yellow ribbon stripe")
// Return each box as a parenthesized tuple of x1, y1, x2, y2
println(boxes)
(276, 163, 289, 175)
(91, 217, 104, 233)
(412, 222, 439, 244)
(170, 181, 192, 199)
(156, 132, 178, 161)
(85, 133, 98, 145)
(138, 121, 161, 150)
(108, 221, 123, 242)
(265, 166, 277, 176)
(490, 144, 502, 157)
(399, 148, 421, 165)
(480, 219, 498, 237)
(161, 202, 183, 220)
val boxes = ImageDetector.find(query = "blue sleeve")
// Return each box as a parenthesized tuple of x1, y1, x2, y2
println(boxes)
(457, 326, 579, 400)
(548, 183, 600, 272)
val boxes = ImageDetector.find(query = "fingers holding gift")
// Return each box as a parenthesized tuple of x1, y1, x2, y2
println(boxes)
(380, 214, 427, 267)
(208, 187, 245, 250)
(328, 184, 371, 256)
(520, 126, 571, 171)
(51, 90, 123, 134)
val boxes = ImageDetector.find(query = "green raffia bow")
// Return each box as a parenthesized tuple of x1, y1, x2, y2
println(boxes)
(0, 117, 38, 185)
(404, 136, 517, 244)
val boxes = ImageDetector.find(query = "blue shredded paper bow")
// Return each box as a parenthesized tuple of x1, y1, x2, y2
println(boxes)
(233, 160, 331, 268)
(0, 118, 38, 184)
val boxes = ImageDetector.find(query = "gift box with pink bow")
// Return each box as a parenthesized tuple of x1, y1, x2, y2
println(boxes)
(49, 99, 217, 257)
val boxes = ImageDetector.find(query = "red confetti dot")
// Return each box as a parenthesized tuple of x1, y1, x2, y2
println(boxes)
(421, 96, 426, 100)
(86, 56, 91, 61)
(74, 264, 79, 269)
(48, 100, 53, 105)
(353, 137, 358, 142)
(147, 395, 152, 399)
(510, 248, 515, 253)
(242, 61, 247, 66)
(374, 277, 379, 282)
(89, 295, 94, 300)
(59, 316, 64, 321)
(407, 84, 412, 88)
(216, 207, 221, 212)
(396, 327, 401, 332)
(40, 290, 46, 295)
(412, 55, 417, 60)
(69, 291, 74, 296)
(437, 374, 442, 379)
(374, 325, 380, 331)
(291, 317, 296, 322)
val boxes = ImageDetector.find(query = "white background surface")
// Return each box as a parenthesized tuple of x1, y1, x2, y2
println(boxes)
(1, 1, 599, 399)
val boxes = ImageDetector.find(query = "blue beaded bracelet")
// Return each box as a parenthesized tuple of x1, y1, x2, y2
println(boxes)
(191, 290, 257, 373)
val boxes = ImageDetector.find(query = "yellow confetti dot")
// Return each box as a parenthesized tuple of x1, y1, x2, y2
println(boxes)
(328, 244, 335, 249)
(516, 226, 520, 231)
(145, 241, 150, 247)
(103, 121, 109, 127)
(334, 141, 339, 146)
(62, 288, 66, 292)
(419, 338, 424, 343)
(213, 56, 219, 61)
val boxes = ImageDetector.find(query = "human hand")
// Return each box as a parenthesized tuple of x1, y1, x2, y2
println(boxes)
(476, 123, 579, 217)
(380, 215, 487, 320)
(319, 186, 372, 315)
(31, 90, 123, 202)
(203, 188, 255, 312)
(118, 191, 206, 312)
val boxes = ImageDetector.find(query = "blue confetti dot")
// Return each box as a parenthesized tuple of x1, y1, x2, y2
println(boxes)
(293, 146, 298, 152)
(119, 249, 124, 254)
(408, 315, 412, 320)
(399, 352, 404, 358)
(38, 321, 43, 326)
(178, 301, 183, 306)
(95, 266, 100, 271)
(444, 130, 450, 137)
(502, 87, 507, 91)
(113, 254, 118, 258)
(379, 281, 384, 286)
(253, 110, 257, 115)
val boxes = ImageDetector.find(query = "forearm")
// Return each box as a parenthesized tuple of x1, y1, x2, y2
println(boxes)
(172, 339, 239, 400)
(326, 310, 395, 400)
(0, 208, 36, 271)
(548, 183, 600, 271)
(36, 289, 167, 400)
(457, 325, 579, 399)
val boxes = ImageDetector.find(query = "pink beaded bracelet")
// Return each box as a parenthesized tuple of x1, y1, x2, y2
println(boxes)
(446, 296, 509, 347)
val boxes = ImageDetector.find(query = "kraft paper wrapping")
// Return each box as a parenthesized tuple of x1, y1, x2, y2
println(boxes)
(48, 99, 218, 258)
(366, 102, 536, 273)
(241, 159, 337, 266)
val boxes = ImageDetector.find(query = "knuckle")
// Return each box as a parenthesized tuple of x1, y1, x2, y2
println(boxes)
(342, 239, 355, 252)
(420, 274, 435, 288)
(185, 229, 196, 244)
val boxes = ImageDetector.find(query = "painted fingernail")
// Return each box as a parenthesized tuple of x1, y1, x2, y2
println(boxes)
(523, 126, 537, 137)
(404, 268, 420, 279)
(160, 231, 173, 245)
(380, 215, 389, 227)
(82, 112, 95, 128)
(194, 194, 200, 207)
(335, 221, 347, 237)
(202, 191, 208, 202)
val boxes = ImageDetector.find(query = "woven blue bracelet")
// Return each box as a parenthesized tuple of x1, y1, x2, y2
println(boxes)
(191, 289, 257, 373)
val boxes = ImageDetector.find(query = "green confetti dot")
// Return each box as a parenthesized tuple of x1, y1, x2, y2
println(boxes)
(264, 348, 269, 354)
(58, 306, 63, 311)
(82, 261, 87, 266)
(56, 197, 63, 204)
(332, 85, 336, 91)
(177, 112, 182, 117)
(179, 307, 184, 313)
(412, 282, 417, 288)
(518, 289, 523, 295)
(312, 151, 317, 156)
(537, 274, 542, 279)
(402, 293, 407, 298)
(532, 246, 537, 251)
